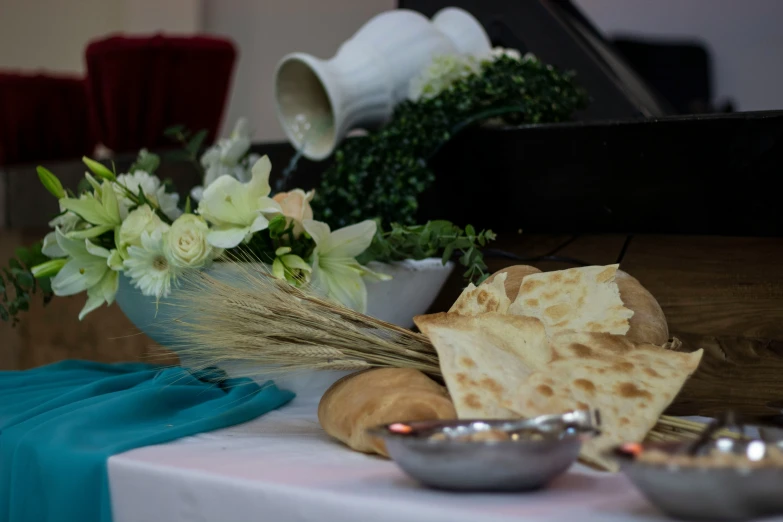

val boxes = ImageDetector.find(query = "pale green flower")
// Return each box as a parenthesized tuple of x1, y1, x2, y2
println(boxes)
(50, 229, 121, 320)
(123, 228, 179, 300)
(489, 47, 522, 61)
(302, 219, 388, 313)
(58, 179, 122, 239)
(408, 54, 480, 101)
(42, 199, 88, 258)
(271, 246, 312, 286)
(118, 204, 166, 258)
(198, 155, 281, 249)
(30, 258, 67, 278)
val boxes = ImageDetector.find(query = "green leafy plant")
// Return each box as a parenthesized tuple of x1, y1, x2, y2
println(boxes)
(163, 125, 207, 176)
(357, 220, 496, 284)
(313, 54, 588, 228)
(1, 242, 53, 324)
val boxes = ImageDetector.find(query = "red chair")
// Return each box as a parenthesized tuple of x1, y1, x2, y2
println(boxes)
(85, 34, 237, 154)
(0, 72, 95, 166)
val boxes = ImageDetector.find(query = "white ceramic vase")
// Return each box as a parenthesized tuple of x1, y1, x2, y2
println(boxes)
(115, 259, 454, 404)
(274, 7, 491, 160)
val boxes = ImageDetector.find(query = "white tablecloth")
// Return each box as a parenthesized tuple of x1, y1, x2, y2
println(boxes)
(107, 393, 677, 522)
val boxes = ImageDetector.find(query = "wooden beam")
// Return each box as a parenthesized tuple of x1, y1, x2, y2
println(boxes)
(620, 235, 783, 339)
(668, 333, 783, 417)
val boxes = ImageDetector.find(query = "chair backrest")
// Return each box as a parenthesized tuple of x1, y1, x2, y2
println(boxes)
(0, 72, 95, 166)
(85, 34, 237, 154)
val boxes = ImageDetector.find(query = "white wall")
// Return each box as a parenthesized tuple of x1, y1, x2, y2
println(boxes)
(120, 0, 202, 35)
(203, 0, 394, 141)
(0, 0, 123, 74)
(0, 0, 201, 75)
(3, 0, 781, 138)
(574, 0, 783, 112)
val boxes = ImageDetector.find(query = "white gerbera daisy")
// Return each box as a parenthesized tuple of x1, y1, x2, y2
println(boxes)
(123, 228, 179, 301)
(115, 170, 182, 221)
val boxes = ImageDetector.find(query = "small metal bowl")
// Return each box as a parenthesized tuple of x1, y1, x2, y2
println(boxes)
(610, 436, 783, 521)
(368, 410, 599, 491)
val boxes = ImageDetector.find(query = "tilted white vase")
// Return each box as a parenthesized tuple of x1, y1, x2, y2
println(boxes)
(274, 7, 491, 160)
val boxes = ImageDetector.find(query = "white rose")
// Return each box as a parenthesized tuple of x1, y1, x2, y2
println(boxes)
(119, 205, 166, 257)
(165, 214, 214, 268)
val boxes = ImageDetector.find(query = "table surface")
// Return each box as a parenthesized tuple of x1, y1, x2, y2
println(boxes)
(107, 397, 739, 522)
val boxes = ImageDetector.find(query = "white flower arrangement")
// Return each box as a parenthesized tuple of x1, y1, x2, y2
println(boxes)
(4, 117, 496, 325)
(28, 129, 388, 320)
(408, 47, 529, 102)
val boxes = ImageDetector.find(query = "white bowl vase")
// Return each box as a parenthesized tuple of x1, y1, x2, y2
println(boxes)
(274, 7, 491, 160)
(115, 259, 454, 404)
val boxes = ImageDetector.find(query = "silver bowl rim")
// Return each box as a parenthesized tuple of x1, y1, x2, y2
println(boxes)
(367, 417, 598, 447)
(606, 439, 783, 472)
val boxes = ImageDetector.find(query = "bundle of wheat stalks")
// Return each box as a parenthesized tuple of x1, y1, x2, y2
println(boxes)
(167, 263, 736, 443)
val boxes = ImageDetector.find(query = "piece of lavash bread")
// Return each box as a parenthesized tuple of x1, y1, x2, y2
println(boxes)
(519, 331, 701, 470)
(318, 368, 456, 457)
(414, 312, 703, 471)
(508, 264, 634, 337)
(614, 270, 669, 345)
(415, 312, 550, 419)
(449, 272, 511, 315)
(484, 265, 542, 300)
(484, 264, 668, 346)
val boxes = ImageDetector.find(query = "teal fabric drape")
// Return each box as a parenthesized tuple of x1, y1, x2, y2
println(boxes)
(0, 360, 294, 522)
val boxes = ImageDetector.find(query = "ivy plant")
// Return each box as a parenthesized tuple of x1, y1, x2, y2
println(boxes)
(313, 54, 588, 229)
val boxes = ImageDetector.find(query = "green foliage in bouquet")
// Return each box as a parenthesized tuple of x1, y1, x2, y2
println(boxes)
(357, 221, 496, 282)
(1, 148, 494, 323)
(314, 53, 589, 228)
(0, 242, 52, 323)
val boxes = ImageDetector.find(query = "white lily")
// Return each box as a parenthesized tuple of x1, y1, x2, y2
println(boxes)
(57, 180, 122, 240)
(50, 229, 121, 320)
(198, 155, 281, 249)
(42, 200, 87, 258)
(302, 219, 389, 313)
(191, 118, 257, 201)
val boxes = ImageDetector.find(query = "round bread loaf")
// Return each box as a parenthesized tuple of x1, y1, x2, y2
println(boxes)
(318, 368, 456, 456)
(484, 265, 542, 300)
(615, 269, 669, 345)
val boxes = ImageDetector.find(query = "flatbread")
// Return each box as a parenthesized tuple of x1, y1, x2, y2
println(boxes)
(414, 312, 549, 418)
(515, 331, 703, 470)
(615, 270, 669, 345)
(449, 272, 511, 315)
(508, 264, 634, 336)
(483, 265, 542, 300)
(414, 313, 703, 471)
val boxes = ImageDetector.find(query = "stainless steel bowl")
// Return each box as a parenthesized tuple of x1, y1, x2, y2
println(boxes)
(368, 410, 599, 491)
(610, 437, 783, 521)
